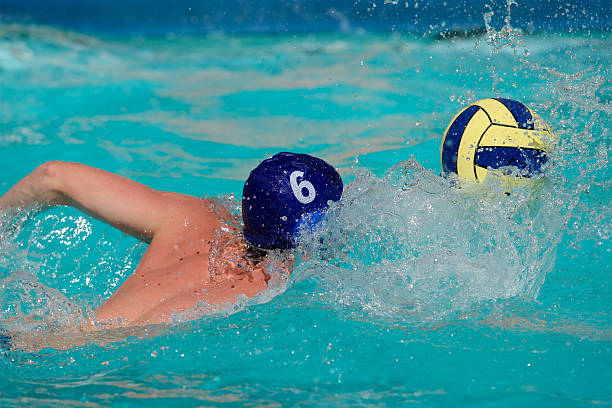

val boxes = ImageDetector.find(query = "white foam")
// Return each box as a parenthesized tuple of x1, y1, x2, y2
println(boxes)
(293, 159, 571, 323)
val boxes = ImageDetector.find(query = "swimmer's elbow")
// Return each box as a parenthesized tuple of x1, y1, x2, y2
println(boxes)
(36, 161, 69, 205)
(0, 161, 69, 210)
(37, 161, 62, 180)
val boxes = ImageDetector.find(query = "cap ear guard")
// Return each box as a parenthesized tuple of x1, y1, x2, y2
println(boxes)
(242, 152, 343, 250)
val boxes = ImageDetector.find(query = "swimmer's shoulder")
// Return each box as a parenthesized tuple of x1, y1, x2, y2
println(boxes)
(156, 192, 216, 215)
(153, 193, 231, 232)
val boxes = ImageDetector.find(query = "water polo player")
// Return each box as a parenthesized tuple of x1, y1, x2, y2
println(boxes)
(0, 152, 343, 332)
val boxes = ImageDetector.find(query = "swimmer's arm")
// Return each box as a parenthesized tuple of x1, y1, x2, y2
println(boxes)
(0, 161, 68, 209)
(0, 161, 185, 241)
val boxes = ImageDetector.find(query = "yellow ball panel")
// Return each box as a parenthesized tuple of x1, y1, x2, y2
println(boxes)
(475, 165, 488, 181)
(456, 109, 490, 181)
(474, 98, 518, 126)
(479, 125, 549, 150)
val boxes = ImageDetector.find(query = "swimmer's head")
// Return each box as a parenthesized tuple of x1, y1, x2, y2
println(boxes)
(242, 152, 343, 250)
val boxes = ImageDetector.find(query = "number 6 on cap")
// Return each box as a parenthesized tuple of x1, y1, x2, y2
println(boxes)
(290, 171, 316, 204)
(242, 152, 343, 249)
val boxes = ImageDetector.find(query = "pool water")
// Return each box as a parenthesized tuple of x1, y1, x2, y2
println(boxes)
(0, 11, 611, 408)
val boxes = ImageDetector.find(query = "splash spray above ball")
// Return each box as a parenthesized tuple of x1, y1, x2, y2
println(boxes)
(440, 98, 557, 186)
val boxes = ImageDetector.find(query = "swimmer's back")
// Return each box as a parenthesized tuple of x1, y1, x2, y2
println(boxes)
(1, 155, 341, 332)
(93, 195, 268, 327)
(0, 161, 267, 328)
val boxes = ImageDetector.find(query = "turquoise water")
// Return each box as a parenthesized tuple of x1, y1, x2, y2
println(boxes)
(0, 18, 611, 407)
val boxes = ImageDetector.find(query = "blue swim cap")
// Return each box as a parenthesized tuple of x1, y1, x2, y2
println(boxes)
(242, 152, 343, 249)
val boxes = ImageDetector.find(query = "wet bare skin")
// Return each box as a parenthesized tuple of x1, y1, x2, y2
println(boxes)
(93, 196, 270, 328)
(9, 209, 272, 351)
(0, 162, 273, 338)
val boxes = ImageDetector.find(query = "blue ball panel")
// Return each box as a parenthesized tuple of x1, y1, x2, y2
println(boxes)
(474, 146, 548, 176)
(441, 105, 480, 175)
(494, 98, 534, 130)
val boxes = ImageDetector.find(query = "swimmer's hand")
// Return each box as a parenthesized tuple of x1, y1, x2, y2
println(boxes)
(6, 320, 162, 352)
(0, 161, 189, 241)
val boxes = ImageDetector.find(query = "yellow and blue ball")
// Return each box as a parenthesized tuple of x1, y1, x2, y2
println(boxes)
(441, 98, 556, 185)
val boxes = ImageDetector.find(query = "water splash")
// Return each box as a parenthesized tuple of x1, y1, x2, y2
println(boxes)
(284, 3, 611, 324)
(0, 270, 84, 333)
(482, 0, 524, 52)
(293, 155, 574, 324)
(478, 0, 530, 93)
